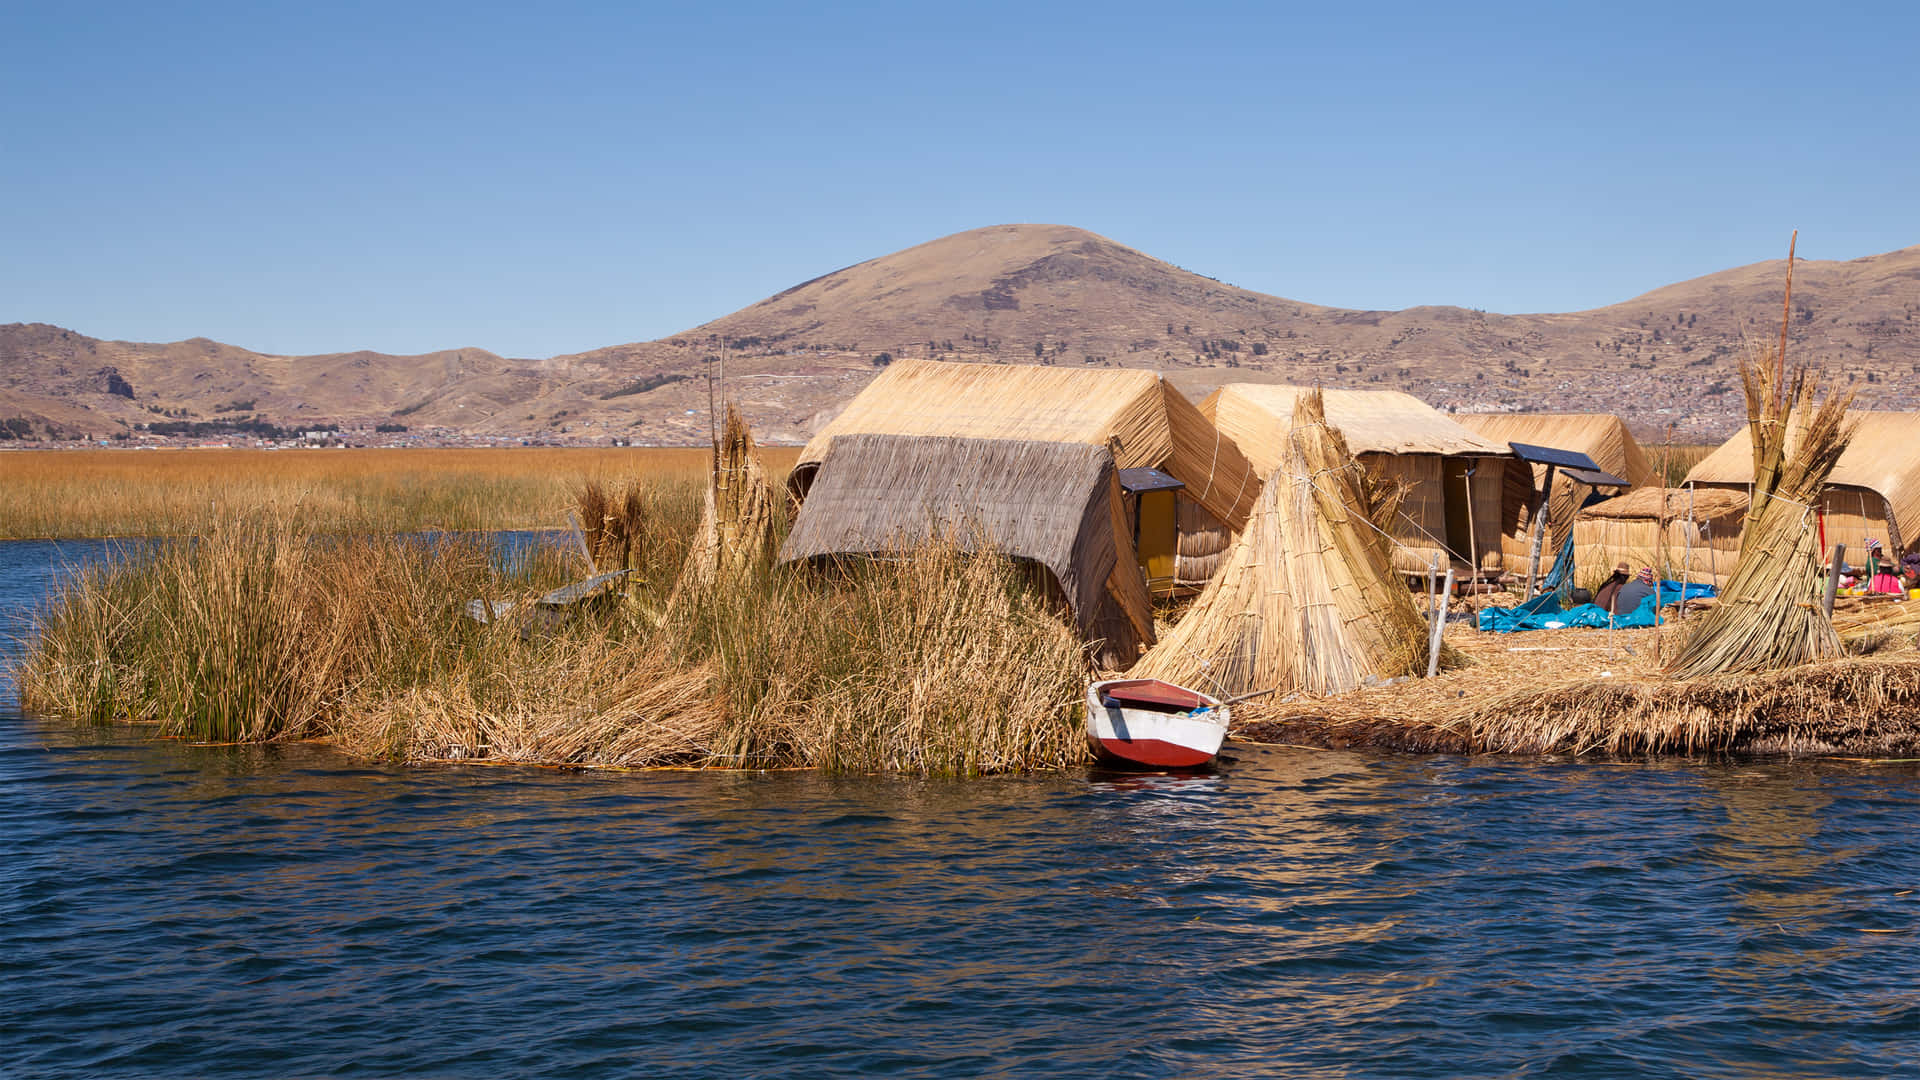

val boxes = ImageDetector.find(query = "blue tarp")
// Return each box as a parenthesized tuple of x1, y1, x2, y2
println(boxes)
(1537, 533, 1577, 594)
(1476, 581, 1716, 634)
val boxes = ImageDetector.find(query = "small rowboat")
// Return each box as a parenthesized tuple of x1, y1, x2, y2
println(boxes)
(1085, 678, 1230, 769)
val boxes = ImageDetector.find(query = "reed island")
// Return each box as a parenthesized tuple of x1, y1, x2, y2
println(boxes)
(16, 305, 1920, 773)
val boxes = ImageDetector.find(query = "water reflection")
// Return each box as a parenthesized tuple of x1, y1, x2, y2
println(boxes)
(3, 539, 1920, 1078)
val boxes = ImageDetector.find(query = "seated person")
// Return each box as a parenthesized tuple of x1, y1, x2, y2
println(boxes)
(1593, 562, 1631, 612)
(1609, 567, 1657, 615)
(1865, 539, 1904, 594)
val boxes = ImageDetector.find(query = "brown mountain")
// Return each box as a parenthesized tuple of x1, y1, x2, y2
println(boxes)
(6, 224, 1919, 445)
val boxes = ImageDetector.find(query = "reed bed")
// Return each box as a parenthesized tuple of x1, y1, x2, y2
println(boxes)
(15, 477, 1087, 775)
(1233, 619, 1920, 757)
(0, 446, 800, 538)
(1658, 443, 1716, 487)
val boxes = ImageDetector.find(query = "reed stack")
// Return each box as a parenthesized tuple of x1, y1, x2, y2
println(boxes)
(1664, 298, 1857, 675)
(1129, 389, 1440, 697)
(680, 403, 785, 591)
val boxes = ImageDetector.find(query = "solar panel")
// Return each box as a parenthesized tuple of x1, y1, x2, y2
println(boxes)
(1116, 467, 1185, 493)
(1506, 441, 1606, 471)
(1563, 465, 1632, 488)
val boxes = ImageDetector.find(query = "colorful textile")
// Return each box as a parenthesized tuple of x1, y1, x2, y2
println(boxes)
(1477, 581, 1715, 634)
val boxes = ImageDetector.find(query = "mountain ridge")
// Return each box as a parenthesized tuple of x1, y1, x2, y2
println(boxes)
(6, 224, 1920, 445)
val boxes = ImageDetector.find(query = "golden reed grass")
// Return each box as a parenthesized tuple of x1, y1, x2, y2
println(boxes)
(0, 446, 800, 539)
(16, 477, 1090, 776)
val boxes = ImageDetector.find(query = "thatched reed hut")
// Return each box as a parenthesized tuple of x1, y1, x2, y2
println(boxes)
(1200, 384, 1513, 574)
(1684, 411, 1920, 558)
(796, 359, 1260, 593)
(1571, 486, 1748, 585)
(1458, 413, 1655, 572)
(779, 433, 1154, 667)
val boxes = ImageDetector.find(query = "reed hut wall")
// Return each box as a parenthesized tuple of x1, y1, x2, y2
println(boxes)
(1685, 411, 1920, 556)
(1527, 487, 1750, 585)
(794, 359, 1260, 533)
(1459, 412, 1655, 561)
(1174, 499, 1232, 587)
(778, 433, 1153, 666)
(1200, 384, 1513, 573)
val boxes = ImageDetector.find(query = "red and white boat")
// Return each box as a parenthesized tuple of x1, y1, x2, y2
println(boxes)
(1084, 678, 1230, 769)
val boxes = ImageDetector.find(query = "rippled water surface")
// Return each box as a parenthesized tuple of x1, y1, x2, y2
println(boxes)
(3, 539, 1918, 1078)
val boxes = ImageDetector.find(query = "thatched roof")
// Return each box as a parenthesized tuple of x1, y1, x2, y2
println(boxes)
(1685, 411, 1920, 543)
(779, 433, 1152, 665)
(798, 359, 1258, 530)
(1200, 384, 1509, 472)
(1582, 486, 1749, 523)
(1456, 412, 1658, 487)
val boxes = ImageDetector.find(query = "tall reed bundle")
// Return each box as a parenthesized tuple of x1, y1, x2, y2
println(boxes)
(1663, 344, 1856, 678)
(573, 477, 649, 573)
(679, 403, 783, 589)
(1127, 390, 1437, 697)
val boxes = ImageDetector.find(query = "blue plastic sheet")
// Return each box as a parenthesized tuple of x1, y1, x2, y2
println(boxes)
(1537, 533, 1577, 594)
(1476, 581, 1715, 634)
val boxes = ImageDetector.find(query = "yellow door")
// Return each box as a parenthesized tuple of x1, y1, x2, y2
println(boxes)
(1138, 489, 1178, 593)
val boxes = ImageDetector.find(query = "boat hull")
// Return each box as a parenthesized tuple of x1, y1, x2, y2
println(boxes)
(1085, 679, 1230, 769)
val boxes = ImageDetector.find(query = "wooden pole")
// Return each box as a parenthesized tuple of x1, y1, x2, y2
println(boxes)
(1525, 463, 1558, 597)
(1465, 464, 1479, 592)
(1427, 569, 1454, 677)
(1682, 487, 1695, 620)
(1824, 543, 1846, 617)
(1777, 230, 1797, 412)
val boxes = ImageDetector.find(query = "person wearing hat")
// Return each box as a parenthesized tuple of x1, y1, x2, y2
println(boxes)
(1610, 566, 1658, 615)
(1865, 539, 1903, 594)
(1902, 552, 1920, 593)
(1594, 561, 1632, 612)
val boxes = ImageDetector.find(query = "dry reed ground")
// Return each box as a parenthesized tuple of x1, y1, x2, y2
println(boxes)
(1234, 599, 1920, 757)
(0, 447, 801, 538)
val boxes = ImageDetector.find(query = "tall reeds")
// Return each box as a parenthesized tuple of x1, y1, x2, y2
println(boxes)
(15, 514, 521, 741)
(17, 484, 1088, 775)
(0, 446, 800, 539)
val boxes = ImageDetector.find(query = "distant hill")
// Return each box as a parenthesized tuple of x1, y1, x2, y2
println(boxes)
(7, 224, 1920, 445)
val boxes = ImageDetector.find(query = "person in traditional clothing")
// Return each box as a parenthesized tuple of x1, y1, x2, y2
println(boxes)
(1594, 561, 1631, 612)
(1609, 567, 1657, 615)
(1865, 539, 1903, 594)
(1902, 552, 1920, 593)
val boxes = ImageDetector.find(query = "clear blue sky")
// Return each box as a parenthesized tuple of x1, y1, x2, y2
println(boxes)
(4, 1, 1916, 358)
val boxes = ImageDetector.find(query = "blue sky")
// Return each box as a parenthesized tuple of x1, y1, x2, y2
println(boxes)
(4, 1, 1916, 357)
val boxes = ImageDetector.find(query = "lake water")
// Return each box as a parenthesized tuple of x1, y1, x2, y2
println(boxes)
(3, 539, 1917, 1078)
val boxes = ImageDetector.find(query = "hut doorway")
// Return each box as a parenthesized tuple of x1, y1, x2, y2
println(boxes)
(1119, 467, 1186, 596)
(1442, 458, 1474, 564)
(1137, 490, 1177, 588)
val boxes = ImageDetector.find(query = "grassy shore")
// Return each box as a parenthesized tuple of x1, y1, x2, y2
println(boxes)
(13, 483, 1091, 776)
(0, 446, 800, 539)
